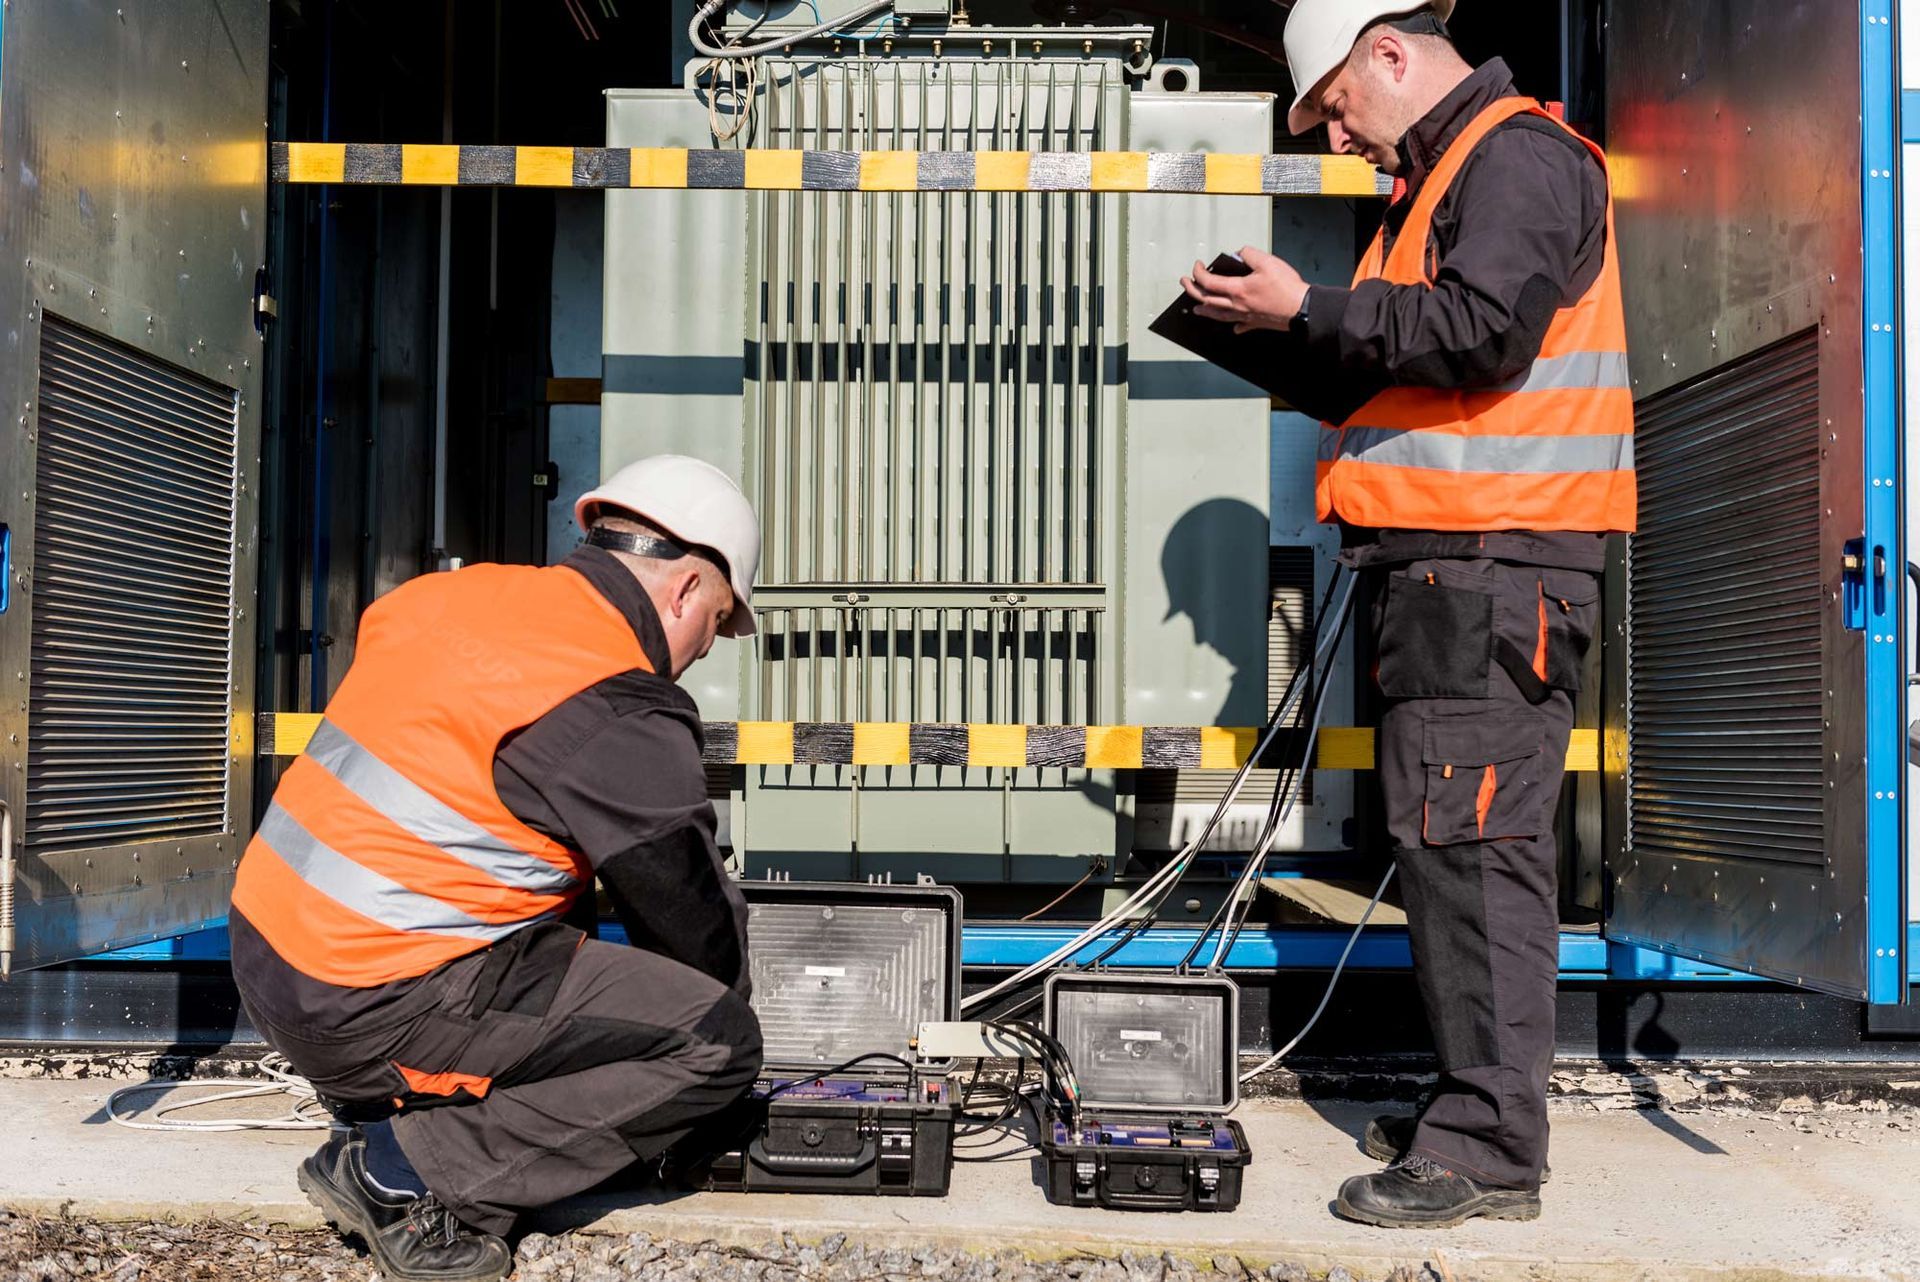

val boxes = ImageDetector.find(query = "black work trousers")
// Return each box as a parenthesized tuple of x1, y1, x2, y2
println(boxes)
(1365, 556, 1600, 1191)
(239, 922, 762, 1235)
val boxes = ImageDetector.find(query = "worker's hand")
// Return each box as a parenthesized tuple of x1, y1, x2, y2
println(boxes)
(1182, 246, 1310, 334)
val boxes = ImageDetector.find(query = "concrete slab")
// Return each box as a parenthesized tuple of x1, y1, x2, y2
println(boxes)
(4, 1077, 1917, 1282)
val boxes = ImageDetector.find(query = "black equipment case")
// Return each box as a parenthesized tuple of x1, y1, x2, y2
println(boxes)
(1038, 973, 1251, 1212)
(674, 880, 961, 1197)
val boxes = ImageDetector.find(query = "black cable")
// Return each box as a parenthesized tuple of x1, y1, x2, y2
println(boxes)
(954, 1086, 1047, 1162)
(1175, 571, 1359, 971)
(1178, 732, 1307, 972)
(1176, 768, 1294, 973)
(1212, 585, 1359, 970)
(964, 571, 1348, 1015)
(1074, 570, 1342, 973)
(984, 991, 1043, 1023)
(760, 1053, 914, 1099)
(990, 1019, 1082, 1124)
(1130, 566, 1351, 975)
(955, 1058, 1025, 1137)
(985, 1022, 1071, 1113)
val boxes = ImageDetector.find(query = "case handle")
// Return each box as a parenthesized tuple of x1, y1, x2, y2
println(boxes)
(747, 1135, 878, 1177)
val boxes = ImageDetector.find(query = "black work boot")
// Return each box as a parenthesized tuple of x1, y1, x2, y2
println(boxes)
(298, 1130, 513, 1282)
(1336, 1154, 1541, 1229)
(1361, 1115, 1550, 1183)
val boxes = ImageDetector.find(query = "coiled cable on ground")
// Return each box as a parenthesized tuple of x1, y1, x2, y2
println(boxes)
(104, 1052, 335, 1133)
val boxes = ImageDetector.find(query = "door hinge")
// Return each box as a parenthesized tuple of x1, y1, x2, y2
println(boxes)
(253, 266, 277, 339)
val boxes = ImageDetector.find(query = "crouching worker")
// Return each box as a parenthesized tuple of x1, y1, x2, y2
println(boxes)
(229, 456, 764, 1282)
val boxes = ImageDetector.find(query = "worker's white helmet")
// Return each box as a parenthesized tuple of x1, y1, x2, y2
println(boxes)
(1283, 0, 1456, 136)
(574, 455, 762, 638)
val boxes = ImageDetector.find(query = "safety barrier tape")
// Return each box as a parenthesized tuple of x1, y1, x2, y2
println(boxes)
(256, 713, 1602, 772)
(270, 143, 1391, 197)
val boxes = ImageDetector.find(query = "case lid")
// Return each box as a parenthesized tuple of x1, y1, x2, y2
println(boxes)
(1043, 973, 1240, 1114)
(743, 881, 963, 1072)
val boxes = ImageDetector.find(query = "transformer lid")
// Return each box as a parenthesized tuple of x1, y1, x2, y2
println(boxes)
(1043, 972, 1240, 1114)
(743, 880, 963, 1074)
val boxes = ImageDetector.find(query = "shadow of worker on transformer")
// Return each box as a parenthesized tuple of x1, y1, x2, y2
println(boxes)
(1161, 497, 1281, 730)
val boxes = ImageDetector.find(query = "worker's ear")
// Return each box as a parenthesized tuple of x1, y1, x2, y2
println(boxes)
(669, 565, 705, 620)
(1368, 29, 1410, 84)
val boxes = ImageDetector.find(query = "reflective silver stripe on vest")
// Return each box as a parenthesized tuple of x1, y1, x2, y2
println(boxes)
(304, 719, 579, 894)
(1495, 349, 1631, 395)
(1320, 427, 1635, 474)
(257, 806, 545, 940)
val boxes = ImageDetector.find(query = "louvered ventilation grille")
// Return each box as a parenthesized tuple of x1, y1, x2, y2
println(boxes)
(26, 316, 239, 851)
(1627, 330, 1824, 867)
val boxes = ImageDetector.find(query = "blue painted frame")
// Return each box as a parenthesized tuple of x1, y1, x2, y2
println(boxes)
(1863, 0, 1908, 1005)
(90, 919, 1753, 983)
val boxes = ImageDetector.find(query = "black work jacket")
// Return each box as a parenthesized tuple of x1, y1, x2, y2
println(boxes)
(1278, 59, 1614, 572)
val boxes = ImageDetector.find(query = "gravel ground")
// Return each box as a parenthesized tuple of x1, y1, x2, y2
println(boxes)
(0, 1211, 1445, 1282)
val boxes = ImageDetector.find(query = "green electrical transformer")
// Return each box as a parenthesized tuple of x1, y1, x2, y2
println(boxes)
(603, 15, 1273, 887)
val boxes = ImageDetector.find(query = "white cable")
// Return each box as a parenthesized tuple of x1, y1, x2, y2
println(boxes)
(960, 657, 1318, 1012)
(964, 572, 1352, 1007)
(688, 0, 894, 59)
(961, 570, 1357, 1014)
(699, 53, 760, 144)
(1204, 580, 1359, 970)
(1237, 861, 1397, 1087)
(106, 1052, 336, 1133)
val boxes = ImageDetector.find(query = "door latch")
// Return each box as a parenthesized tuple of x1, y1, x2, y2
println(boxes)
(1841, 540, 1892, 630)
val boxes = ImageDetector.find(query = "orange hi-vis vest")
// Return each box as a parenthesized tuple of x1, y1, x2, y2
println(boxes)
(232, 563, 654, 987)
(1315, 97, 1637, 534)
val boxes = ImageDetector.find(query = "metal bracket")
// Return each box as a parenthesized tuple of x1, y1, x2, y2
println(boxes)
(915, 1020, 1035, 1059)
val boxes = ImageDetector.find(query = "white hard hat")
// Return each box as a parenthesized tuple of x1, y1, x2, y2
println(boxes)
(574, 455, 762, 638)
(1283, 0, 1456, 136)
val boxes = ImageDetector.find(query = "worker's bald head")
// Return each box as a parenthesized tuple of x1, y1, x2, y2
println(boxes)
(1309, 9, 1471, 174)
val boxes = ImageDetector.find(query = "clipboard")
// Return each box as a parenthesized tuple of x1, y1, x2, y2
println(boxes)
(1148, 253, 1305, 402)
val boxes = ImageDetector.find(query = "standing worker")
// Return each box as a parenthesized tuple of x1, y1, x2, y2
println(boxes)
(1183, 1, 1634, 1229)
(229, 456, 765, 1282)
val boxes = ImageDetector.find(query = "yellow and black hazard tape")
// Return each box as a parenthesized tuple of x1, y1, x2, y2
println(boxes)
(256, 713, 1600, 772)
(270, 142, 1391, 197)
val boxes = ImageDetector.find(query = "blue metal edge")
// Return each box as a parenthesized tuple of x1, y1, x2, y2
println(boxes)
(88, 917, 1756, 982)
(1862, 0, 1908, 1005)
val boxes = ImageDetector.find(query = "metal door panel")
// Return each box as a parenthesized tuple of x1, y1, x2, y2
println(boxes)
(1604, 2, 1879, 996)
(0, 1, 267, 972)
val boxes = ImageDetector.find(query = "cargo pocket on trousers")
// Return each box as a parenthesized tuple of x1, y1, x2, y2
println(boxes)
(1538, 571, 1602, 693)
(1420, 717, 1550, 846)
(1376, 574, 1493, 699)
